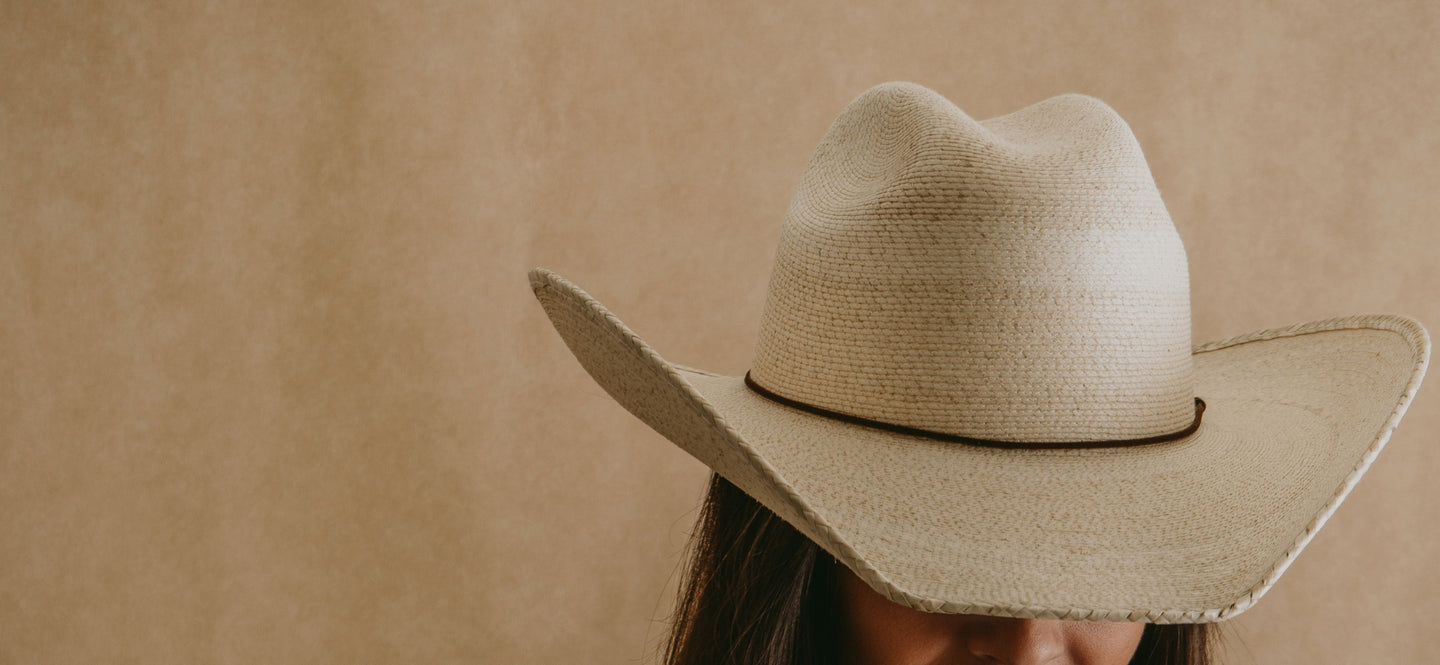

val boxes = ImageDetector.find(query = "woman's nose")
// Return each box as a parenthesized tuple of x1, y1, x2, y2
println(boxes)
(963, 617, 1067, 665)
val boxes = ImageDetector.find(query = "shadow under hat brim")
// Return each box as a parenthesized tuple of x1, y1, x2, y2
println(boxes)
(528, 267, 1430, 623)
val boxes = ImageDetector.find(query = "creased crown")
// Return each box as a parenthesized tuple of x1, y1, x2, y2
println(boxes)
(749, 82, 1195, 443)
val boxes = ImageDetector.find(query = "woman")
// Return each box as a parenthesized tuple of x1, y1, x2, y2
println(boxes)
(663, 473, 1211, 664)
(528, 82, 1430, 664)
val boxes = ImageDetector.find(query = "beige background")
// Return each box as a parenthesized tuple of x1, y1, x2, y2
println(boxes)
(2, 1, 1437, 663)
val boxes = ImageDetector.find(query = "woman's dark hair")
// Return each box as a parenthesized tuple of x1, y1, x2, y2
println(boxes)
(664, 473, 1215, 665)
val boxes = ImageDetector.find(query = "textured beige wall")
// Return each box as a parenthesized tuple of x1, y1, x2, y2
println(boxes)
(2, 1, 1437, 663)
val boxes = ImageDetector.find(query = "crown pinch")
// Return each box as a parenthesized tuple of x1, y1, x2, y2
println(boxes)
(749, 82, 1198, 443)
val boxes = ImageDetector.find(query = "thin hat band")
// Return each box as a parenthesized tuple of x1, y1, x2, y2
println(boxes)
(743, 370, 1206, 450)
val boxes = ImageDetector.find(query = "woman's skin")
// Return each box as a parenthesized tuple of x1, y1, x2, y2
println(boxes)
(837, 566, 1145, 665)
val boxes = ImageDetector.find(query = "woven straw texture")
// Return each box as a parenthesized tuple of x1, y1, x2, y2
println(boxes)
(752, 83, 1194, 442)
(526, 82, 1431, 622)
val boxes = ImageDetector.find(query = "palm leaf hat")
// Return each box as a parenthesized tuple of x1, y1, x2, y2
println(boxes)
(527, 82, 1429, 623)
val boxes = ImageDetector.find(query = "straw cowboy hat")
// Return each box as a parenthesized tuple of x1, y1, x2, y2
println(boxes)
(527, 81, 1430, 623)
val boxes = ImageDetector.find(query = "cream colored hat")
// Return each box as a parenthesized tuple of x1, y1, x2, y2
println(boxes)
(527, 81, 1430, 623)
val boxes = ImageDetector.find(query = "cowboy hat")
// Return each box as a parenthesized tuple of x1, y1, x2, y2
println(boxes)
(526, 81, 1430, 623)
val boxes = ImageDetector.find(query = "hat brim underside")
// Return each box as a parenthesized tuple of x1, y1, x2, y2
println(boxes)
(528, 267, 1430, 623)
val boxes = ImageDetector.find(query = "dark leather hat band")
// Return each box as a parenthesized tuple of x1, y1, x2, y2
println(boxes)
(743, 370, 1205, 450)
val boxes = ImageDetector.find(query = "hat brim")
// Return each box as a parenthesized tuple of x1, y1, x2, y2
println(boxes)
(528, 267, 1430, 623)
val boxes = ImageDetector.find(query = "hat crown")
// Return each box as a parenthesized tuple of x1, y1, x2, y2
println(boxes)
(750, 82, 1195, 443)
